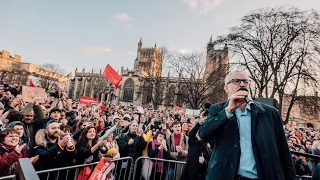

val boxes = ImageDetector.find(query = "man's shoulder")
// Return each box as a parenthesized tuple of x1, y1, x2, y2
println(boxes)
(209, 101, 228, 112)
(252, 101, 278, 114)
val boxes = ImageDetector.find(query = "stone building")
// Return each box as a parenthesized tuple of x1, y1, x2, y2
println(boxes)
(0, 50, 69, 88)
(282, 93, 320, 129)
(67, 37, 230, 108)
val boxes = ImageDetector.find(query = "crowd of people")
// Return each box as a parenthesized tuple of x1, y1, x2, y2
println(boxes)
(0, 83, 211, 180)
(0, 82, 319, 180)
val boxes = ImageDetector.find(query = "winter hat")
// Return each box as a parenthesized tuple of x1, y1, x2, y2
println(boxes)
(49, 108, 61, 117)
(123, 114, 131, 121)
(7, 121, 24, 129)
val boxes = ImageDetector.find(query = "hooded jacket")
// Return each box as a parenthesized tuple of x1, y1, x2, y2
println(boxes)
(32, 130, 76, 172)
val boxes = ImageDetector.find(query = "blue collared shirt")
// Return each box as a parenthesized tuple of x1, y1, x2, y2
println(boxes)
(225, 103, 258, 179)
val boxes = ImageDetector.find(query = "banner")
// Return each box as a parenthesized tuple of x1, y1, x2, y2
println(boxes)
(22, 86, 45, 103)
(103, 64, 122, 91)
(89, 157, 115, 180)
(80, 96, 98, 107)
(185, 109, 201, 116)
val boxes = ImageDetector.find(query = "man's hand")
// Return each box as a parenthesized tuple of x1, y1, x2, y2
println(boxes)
(226, 90, 248, 113)
(199, 154, 205, 164)
(59, 135, 69, 148)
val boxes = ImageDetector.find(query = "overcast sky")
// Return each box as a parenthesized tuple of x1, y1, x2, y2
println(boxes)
(1, 0, 319, 74)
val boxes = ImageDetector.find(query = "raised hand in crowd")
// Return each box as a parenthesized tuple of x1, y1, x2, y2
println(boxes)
(58, 133, 69, 148)
(128, 138, 134, 145)
(15, 143, 27, 154)
(137, 129, 143, 137)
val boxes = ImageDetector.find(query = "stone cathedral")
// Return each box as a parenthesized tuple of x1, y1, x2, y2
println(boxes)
(67, 37, 229, 108)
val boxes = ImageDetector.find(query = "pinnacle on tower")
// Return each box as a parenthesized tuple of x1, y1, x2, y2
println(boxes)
(138, 37, 142, 46)
(224, 43, 228, 51)
(209, 35, 213, 44)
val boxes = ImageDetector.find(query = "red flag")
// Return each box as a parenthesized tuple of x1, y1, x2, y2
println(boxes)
(30, 80, 35, 87)
(103, 64, 122, 91)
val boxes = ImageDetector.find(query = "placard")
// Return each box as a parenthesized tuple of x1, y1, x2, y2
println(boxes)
(22, 86, 45, 103)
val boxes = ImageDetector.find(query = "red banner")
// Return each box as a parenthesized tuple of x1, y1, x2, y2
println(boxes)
(103, 64, 122, 91)
(80, 96, 98, 107)
(89, 157, 115, 180)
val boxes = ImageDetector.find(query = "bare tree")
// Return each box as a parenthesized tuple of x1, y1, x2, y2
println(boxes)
(38, 64, 66, 75)
(39, 76, 56, 92)
(168, 52, 227, 109)
(214, 7, 320, 124)
(38, 63, 67, 92)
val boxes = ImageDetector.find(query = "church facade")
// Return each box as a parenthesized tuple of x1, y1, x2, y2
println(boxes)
(67, 37, 229, 108)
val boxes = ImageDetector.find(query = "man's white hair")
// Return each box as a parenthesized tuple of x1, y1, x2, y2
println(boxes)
(224, 69, 248, 85)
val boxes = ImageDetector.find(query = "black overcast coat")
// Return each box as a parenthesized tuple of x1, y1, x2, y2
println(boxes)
(198, 101, 296, 180)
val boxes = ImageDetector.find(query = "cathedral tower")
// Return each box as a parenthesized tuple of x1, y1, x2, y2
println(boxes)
(204, 36, 230, 103)
(133, 38, 162, 77)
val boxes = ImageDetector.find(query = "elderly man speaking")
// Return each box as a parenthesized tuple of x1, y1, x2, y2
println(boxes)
(198, 69, 296, 180)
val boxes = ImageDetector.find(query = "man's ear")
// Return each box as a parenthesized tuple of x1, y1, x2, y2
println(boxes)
(224, 85, 229, 94)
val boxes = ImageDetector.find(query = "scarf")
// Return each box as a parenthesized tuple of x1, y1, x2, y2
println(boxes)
(151, 140, 164, 173)
(173, 133, 181, 146)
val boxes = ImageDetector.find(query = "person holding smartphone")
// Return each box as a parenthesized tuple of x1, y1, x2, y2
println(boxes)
(148, 131, 171, 180)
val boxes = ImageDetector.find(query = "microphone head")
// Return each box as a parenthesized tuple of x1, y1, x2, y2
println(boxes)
(204, 103, 211, 110)
(238, 87, 248, 92)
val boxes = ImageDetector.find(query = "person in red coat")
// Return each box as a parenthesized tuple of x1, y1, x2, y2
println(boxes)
(0, 128, 29, 177)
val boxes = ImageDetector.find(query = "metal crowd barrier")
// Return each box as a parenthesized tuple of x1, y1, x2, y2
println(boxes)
(0, 175, 14, 180)
(0, 158, 39, 180)
(1, 154, 315, 180)
(291, 151, 319, 180)
(36, 156, 133, 180)
(133, 157, 186, 180)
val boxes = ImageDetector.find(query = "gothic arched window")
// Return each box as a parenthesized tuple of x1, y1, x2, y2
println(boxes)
(123, 78, 134, 102)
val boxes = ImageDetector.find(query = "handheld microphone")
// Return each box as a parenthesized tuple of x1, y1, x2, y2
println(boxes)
(237, 87, 250, 103)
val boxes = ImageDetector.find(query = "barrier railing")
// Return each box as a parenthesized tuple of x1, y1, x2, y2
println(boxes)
(36, 156, 133, 180)
(0, 175, 14, 180)
(1, 154, 315, 180)
(291, 151, 320, 180)
(133, 157, 186, 180)
(0, 158, 39, 180)
(16, 158, 40, 180)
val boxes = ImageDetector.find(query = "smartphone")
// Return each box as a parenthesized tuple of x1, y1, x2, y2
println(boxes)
(162, 139, 166, 146)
